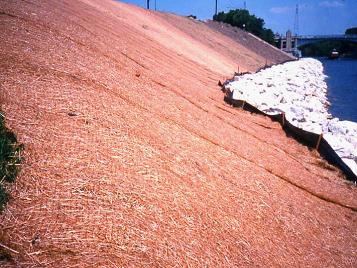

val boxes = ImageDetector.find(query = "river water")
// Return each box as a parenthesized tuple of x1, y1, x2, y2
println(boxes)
(318, 58, 357, 122)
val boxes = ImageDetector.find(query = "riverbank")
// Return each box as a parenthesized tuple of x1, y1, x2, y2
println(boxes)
(225, 58, 357, 178)
(1, 1, 356, 266)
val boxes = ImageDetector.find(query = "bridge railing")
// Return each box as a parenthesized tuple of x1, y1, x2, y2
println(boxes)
(297, 34, 357, 39)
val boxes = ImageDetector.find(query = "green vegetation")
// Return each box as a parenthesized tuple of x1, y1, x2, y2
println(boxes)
(300, 27, 357, 57)
(345, 27, 357, 35)
(300, 40, 357, 58)
(0, 114, 22, 211)
(213, 9, 275, 45)
(0, 185, 9, 211)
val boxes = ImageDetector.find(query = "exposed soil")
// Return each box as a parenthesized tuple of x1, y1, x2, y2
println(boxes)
(0, 0, 356, 267)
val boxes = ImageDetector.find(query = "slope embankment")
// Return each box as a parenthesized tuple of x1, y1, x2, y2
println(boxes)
(205, 20, 294, 65)
(0, 0, 356, 267)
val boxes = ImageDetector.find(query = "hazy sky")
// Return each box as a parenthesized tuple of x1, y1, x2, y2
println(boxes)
(118, 0, 357, 35)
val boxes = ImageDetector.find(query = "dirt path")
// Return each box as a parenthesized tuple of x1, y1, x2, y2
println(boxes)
(0, 0, 356, 267)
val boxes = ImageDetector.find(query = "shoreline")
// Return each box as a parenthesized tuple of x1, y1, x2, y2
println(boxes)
(224, 58, 357, 180)
(320, 57, 357, 123)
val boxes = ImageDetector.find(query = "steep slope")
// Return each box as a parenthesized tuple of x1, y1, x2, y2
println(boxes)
(0, 0, 356, 267)
(205, 20, 293, 65)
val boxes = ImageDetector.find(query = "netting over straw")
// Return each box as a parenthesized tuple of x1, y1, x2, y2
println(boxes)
(0, 0, 356, 267)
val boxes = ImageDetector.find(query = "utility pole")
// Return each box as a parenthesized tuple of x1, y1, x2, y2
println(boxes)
(215, 0, 218, 16)
(244, 1, 246, 10)
(155, 0, 157, 11)
(294, 4, 299, 36)
(293, 3, 299, 56)
(147, 0, 150, 9)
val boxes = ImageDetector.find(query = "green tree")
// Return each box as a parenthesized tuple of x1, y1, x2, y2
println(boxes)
(345, 27, 357, 35)
(213, 9, 275, 45)
(213, 11, 226, 22)
(300, 40, 357, 58)
(261, 28, 275, 45)
(232, 9, 250, 28)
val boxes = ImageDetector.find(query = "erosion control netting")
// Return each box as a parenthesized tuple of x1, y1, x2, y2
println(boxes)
(1, 0, 356, 266)
(223, 93, 357, 182)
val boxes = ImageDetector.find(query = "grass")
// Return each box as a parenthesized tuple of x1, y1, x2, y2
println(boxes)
(0, 113, 22, 211)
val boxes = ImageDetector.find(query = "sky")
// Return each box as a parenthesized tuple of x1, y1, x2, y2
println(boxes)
(118, 0, 357, 35)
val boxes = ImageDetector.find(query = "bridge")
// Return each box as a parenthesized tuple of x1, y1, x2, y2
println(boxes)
(277, 30, 357, 56)
(297, 34, 357, 47)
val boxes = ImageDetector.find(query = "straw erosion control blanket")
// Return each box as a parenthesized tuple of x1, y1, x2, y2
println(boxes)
(0, 0, 356, 267)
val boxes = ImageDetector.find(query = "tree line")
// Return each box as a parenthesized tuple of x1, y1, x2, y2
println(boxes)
(213, 9, 275, 45)
(345, 27, 357, 35)
(300, 27, 357, 57)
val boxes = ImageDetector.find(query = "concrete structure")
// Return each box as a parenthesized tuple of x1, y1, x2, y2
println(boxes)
(278, 32, 357, 56)
(280, 30, 297, 54)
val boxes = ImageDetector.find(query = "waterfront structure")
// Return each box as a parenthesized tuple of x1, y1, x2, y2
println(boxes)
(278, 32, 357, 57)
(297, 34, 357, 47)
(280, 30, 298, 55)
